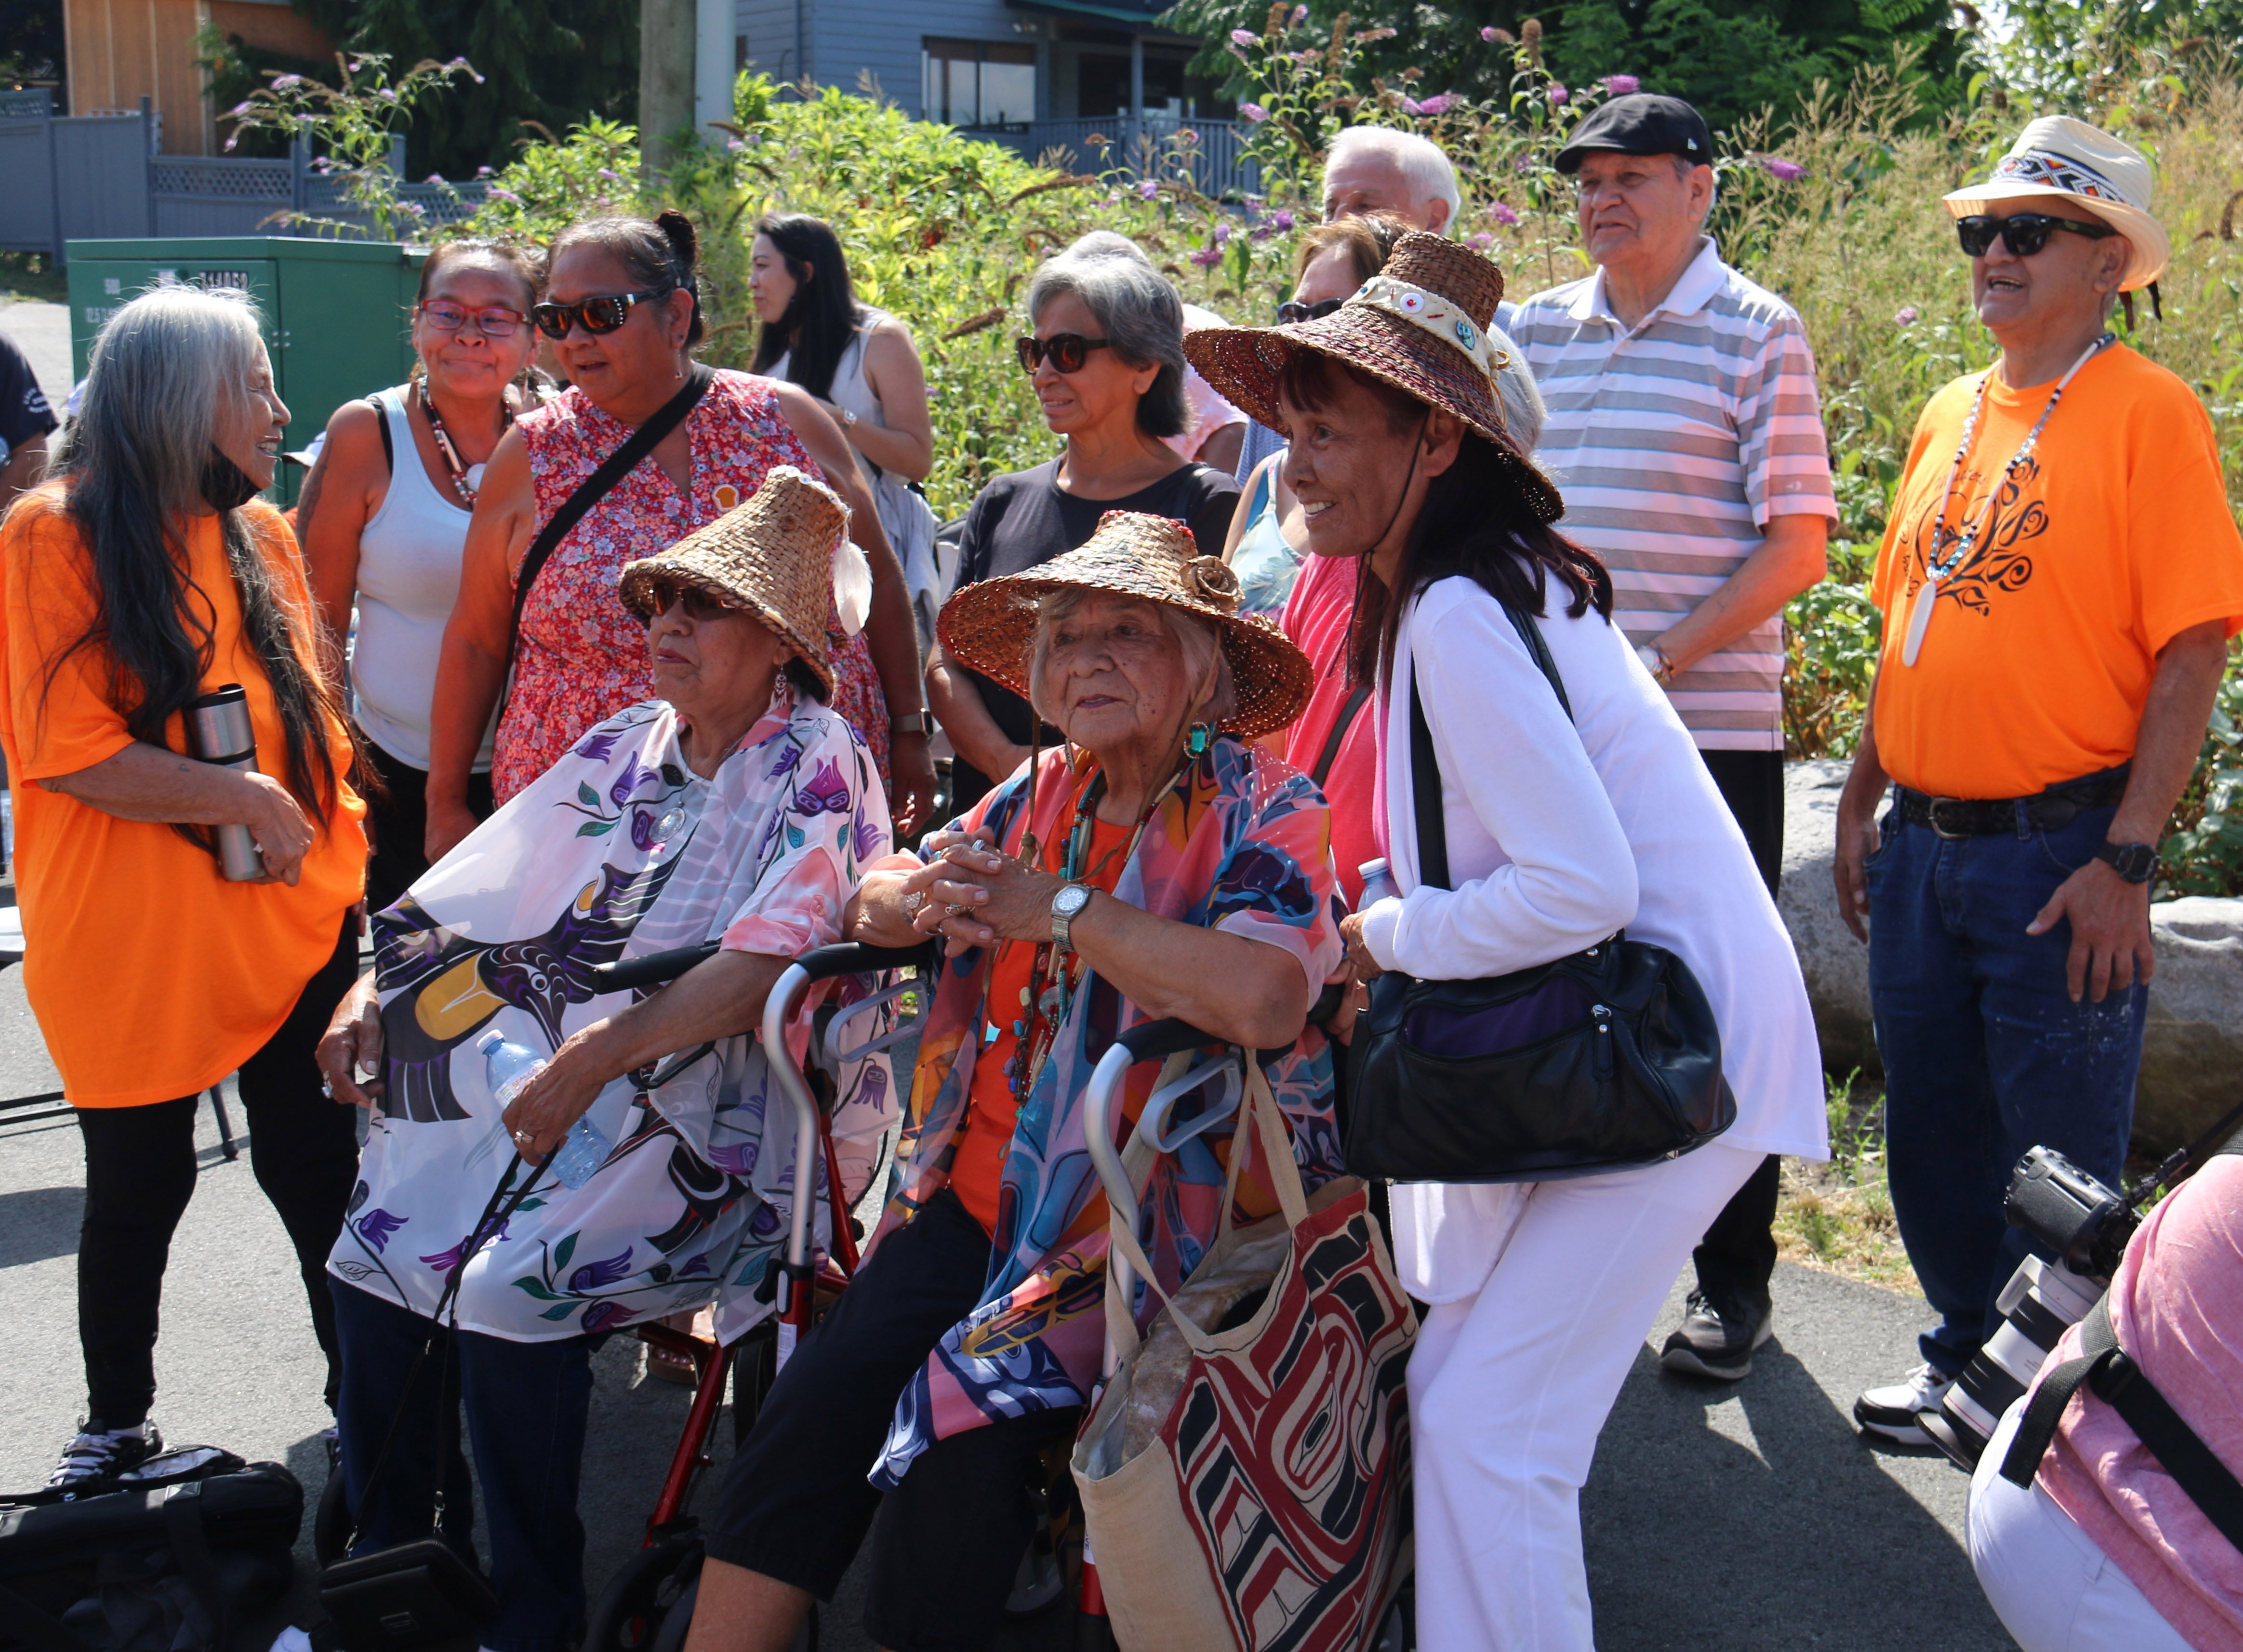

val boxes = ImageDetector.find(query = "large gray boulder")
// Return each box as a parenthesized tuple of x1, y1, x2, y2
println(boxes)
(1778, 760, 2243, 1153)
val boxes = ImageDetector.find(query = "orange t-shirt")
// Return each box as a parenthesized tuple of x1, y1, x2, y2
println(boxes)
(1869, 345, 2243, 800)
(949, 806, 1134, 1236)
(0, 488, 368, 1106)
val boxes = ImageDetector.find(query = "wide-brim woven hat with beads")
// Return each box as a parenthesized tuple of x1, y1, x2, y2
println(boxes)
(1183, 230, 1563, 524)
(618, 465, 845, 695)
(1942, 115, 2168, 292)
(937, 510, 1313, 740)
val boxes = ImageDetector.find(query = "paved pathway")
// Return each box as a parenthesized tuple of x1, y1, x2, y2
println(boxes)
(0, 300, 74, 413)
(0, 948, 2013, 1648)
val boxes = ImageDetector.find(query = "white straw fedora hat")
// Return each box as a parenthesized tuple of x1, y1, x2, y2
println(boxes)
(1943, 115, 2168, 291)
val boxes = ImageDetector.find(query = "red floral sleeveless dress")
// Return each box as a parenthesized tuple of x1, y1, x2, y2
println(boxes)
(494, 370, 889, 801)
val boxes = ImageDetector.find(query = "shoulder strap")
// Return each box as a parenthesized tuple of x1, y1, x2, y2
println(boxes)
(1408, 670, 1448, 893)
(1311, 684, 1370, 790)
(500, 365, 715, 708)
(2001, 1294, 2243, 1555)
(1406, 593, 1574, 893)
(369, 395, 395, 478)
(162, 1480, 231, 1652)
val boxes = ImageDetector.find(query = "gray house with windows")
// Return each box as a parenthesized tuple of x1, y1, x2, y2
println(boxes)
(736, 0, 1257, 192)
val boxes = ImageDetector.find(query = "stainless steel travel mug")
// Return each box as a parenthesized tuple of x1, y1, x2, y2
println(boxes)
(186, 685, 264, 882)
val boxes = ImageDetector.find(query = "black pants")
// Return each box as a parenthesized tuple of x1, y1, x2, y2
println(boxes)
(705, 1189, 1080, 1652)
(75, 915, 363, 1426)
(1691, 750, 1785, 1309)
(364, 741, 495, 915)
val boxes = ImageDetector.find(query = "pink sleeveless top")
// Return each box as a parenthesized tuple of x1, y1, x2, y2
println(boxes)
(496, 370, 888, 800)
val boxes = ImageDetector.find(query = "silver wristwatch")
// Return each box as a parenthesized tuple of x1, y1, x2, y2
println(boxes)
(1050, 883, 1092, 951)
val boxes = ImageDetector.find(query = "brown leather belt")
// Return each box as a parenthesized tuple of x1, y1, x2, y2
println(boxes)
(1894, 764, 2130, 839)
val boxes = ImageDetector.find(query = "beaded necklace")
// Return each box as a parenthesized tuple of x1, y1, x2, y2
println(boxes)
(998, 764, 1167, 1102)
(418, 383, 511, 506)
(1900, 331, 2114, 667)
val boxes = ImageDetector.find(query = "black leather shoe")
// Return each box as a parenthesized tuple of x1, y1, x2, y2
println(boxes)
(1659, 1289, 1772, 1381)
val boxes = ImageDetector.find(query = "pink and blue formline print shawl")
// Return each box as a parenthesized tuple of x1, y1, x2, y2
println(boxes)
(329, 687, 895, 1345)
(869, 734, 1344, 1487)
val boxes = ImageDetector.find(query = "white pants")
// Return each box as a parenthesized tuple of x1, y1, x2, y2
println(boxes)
(1407, 1144, 1760, 1651)
(1968, 1398, 2193, 1652)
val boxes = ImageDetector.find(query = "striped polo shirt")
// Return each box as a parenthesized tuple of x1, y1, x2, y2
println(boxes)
(1509, 238, 1835, 751)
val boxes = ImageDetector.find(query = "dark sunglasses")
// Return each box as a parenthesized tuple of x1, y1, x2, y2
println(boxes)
(532, 289, 667, 340)
(640, 582, 738, 624)
(417, 300, 527, 339)
(1016, 333, 1111, 374)
(1276, 298, 1343, 325)
(1954, 212, 2117, 259)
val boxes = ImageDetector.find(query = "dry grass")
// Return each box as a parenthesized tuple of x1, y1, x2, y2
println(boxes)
(1774, 1071, 1922, 1295)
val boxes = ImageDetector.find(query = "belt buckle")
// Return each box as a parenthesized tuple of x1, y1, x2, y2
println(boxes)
(1927, 797, 1972, 840)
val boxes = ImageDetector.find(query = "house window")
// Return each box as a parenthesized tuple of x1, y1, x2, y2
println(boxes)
(922, 38, 1036, 127)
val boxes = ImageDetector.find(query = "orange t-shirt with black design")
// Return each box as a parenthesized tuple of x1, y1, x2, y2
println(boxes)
(0, 487, 368, 1107)
(1868, 345, 2243, 801)
(948, 802, 1134, 1237)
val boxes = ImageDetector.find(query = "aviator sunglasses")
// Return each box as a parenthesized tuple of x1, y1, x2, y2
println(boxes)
(417, 300, 527, 339)
(532, 289, 669, 340)
(639, 581, 739, 624)
(1954, 212, 2117, 260)
(1016, 333, 1111, 374)
(1275, 297, 1343, 325)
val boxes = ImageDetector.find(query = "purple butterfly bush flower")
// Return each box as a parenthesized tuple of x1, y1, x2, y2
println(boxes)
(1414, 93, 1457, 115)
(1190, 246, 1222, 267)
(1760, 156, 1805, 182)
(357, 1209, 406, 1254)
(598, 168, 622, 181)
(1401, 96, 1423, 116)
(1895, 305, 1920, 326)
(1272, 208, 1296, 231)
(1481, 24, 1500, 41)
(1490, 200, 1522, 226)
(1470, 231, 1495, 250)
(425, 172, 444, 185)
(476, 164, 495, 178)
(1547, 82, 1569, 106)
(1240, 102, 1269, 122)
(1603, 75, 1640, 95)
(490, 188, 522, 205)
(1214, 221, 1231, 244)
(569, 1245, 634, 1292)
(1291, 3, 1309, 21)
(1231, 27, 1260, 46)
(1137, 179, 1158, 199)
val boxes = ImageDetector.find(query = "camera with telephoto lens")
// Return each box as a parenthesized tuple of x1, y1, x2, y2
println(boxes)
(1917, 1145, 2139, 1470)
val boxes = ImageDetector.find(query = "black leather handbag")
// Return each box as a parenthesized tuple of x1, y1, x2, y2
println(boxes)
(1344, 604, 1736, 1184)
(316, 1157, 548, 1652)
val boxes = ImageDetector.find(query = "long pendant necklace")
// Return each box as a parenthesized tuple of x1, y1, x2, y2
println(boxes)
(1901, 331, 2114, 667)
(1001, 767, 1168, 1102)
(419, 383, 511, 507)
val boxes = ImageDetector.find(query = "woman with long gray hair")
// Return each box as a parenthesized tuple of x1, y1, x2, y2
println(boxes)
(0, 284, 369, 1485)
(924, 230, 1239, 812)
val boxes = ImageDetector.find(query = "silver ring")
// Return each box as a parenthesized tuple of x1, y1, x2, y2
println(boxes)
(902, 889, 927, 919)
(512, 1128, 533, 1146)
(946, 902, 968, 918)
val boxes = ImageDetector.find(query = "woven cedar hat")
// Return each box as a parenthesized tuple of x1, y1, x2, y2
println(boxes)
(618, 465, 844, 694)
(1184, 230, 1563, 523)
(937, 511, 1313, 740)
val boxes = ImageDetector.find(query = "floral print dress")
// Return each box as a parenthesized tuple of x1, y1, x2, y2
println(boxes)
(867, 736, 1344, 1487)
(497, 370, 889, 802)
(331, 687, 896, 1343)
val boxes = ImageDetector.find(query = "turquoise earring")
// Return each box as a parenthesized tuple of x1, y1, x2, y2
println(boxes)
(1185, 721, 1211, 758)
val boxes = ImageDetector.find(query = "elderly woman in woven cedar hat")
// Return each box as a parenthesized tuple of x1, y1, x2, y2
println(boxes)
(682, 512, 1347, 1652)
(311, 468, 899, 1652)
(1185, 233, 1826, 1648)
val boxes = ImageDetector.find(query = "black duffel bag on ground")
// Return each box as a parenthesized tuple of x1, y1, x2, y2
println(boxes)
(1345, 601, 1736, 1184)
(0, 1448, 303, 1652)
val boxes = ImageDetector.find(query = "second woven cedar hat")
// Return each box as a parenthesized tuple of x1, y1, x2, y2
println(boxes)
(1184, 230, 1564, 524)
(617, 465, 844, 694)
(937, 511, 1314, 740)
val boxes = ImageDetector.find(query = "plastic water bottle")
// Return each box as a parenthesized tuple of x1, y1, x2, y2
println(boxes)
(1358, 858, 1400, 906)
(476, 1028, 612, 1189)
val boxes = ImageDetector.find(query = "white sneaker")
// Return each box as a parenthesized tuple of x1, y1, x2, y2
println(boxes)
(1854, 1362, 1953, 1445)
(49, 1419, 162, 1487)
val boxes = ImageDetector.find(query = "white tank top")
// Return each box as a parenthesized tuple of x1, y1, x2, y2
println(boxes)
(349, 386, 495, 771)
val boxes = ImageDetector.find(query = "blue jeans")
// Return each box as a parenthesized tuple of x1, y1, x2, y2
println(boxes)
(332, 1282, 596, 1652)
(1864, 795, 2145, 1376)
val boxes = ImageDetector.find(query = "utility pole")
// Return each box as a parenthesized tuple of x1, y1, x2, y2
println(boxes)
(639, 0, 695, 179)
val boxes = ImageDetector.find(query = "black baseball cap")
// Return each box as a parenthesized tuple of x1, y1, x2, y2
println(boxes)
(1554, 93, 1713, 174)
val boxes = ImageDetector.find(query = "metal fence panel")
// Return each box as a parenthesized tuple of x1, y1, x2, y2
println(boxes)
(0, 110, 54, 255)
(984, 117, 1262, 199)
(150, 155, 292, 239)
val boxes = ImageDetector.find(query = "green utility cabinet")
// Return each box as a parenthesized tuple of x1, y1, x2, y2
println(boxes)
(64, 237, 430, 504)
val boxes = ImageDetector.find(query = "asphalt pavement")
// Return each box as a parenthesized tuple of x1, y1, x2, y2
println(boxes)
(0, 921, 2015, 1652)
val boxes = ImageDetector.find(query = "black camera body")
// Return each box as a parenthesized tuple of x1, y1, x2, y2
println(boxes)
(1918, 1146, 2137, 1470)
